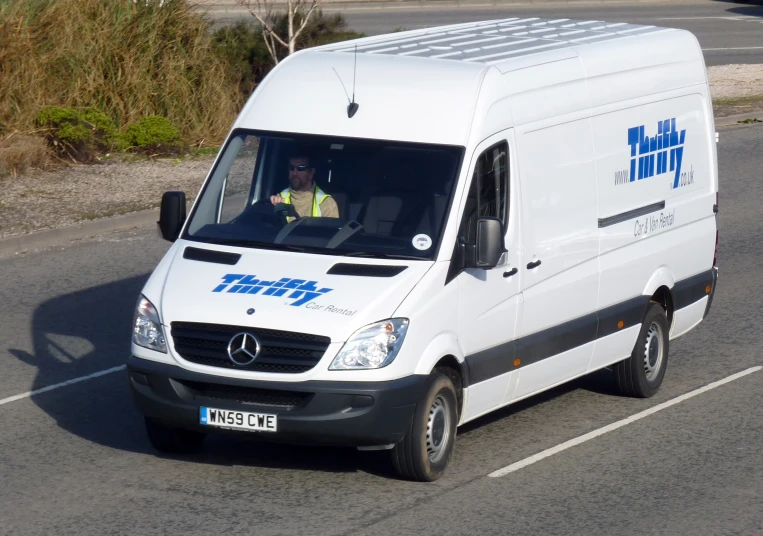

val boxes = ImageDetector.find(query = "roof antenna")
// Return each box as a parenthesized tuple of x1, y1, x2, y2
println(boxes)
(331, 46, 360, 119)
(348, 45, 359, 118)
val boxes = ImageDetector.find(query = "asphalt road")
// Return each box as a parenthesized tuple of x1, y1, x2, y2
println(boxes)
(0, 121, 761, 535)
(205, 0, 763, 66)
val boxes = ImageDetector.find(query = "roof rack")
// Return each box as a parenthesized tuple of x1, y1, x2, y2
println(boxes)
(318, 17, 668, 66)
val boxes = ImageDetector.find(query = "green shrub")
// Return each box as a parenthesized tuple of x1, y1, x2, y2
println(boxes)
(36, 107, 80, 127)
(35, 106, 119, 161)
(81, 109, 118, 139)
(123, 115, 182, 153)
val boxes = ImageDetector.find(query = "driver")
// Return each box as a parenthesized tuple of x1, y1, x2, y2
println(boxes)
(270, 150, 339, 218)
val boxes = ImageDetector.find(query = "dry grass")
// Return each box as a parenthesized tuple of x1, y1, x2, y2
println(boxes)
(0, 0, 243, 146)
(0, 134, 51, 179)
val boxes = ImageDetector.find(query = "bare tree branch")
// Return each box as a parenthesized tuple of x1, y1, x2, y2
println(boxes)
(287, 0, 295, 55)
(236, 0, 289, 49)
(263, 28, 279, 65)
(291, 0, 322, 49)
(235, 0, 324, 59)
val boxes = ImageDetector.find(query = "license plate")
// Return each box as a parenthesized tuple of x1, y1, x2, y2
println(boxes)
(200, 407, 277, 432)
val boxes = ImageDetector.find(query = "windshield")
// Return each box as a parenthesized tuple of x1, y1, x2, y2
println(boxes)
(184, 130, 463, 260)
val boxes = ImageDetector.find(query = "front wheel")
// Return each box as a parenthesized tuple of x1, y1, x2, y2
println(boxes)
(391, 371, 458, 481)
(614, 302, 670, 398)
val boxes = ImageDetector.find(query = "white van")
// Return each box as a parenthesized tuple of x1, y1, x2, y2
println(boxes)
(128, 17, 719, 481)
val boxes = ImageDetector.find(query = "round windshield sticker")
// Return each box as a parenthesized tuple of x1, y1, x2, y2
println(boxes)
(412, 234, 432, 251)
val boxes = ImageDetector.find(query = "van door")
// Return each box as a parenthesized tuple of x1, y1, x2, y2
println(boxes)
(512, 118, 600, 401)
(456, 132, 521, 422)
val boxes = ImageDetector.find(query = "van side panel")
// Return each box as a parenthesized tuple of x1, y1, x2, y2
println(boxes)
(513, 116, 600, 395)
(516, 117, 600, 335)
(593, 93, 716, 322)
(594, 93, 712, 229)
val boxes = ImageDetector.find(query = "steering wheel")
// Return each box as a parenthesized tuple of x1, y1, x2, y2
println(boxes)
(228, 199, 289, 227)
(273, 202, 300, 221)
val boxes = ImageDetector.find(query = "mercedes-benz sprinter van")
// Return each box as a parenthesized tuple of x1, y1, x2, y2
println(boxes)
(128, 17, 719, 481)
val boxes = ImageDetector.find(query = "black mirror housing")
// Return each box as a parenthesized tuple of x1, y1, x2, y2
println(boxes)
(158, 191, 187, 242)
(475, 217, 505, 269)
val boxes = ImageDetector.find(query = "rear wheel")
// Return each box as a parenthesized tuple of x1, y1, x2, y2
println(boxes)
(145, 418, 206, 454)
(614, 302, 670, 398)
(391, 371, 458, 481)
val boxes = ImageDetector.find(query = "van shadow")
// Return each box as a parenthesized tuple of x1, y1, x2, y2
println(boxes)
(457, 368, 623, 436)
(7, 274, 392, 476)
(9, 274, 627, 478)
(719, 0, 763, 16)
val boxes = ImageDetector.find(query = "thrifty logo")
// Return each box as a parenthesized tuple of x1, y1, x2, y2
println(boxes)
(212, 274, 333, 306)
(625, 119, 686, 188)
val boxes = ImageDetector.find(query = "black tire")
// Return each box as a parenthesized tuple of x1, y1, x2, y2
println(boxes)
(144, 418, 206, 454)
(614, 302, 670, 398)
(391, 370, 458, 482)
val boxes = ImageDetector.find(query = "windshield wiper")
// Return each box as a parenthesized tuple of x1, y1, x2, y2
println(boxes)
(340, 251, 426, 261)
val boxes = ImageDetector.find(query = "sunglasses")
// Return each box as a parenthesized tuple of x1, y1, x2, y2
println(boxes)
(288, 164, 310, 172)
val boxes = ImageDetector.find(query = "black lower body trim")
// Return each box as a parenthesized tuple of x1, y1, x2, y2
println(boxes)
(514, 312, 598, 368)
(674, 269, 715, 310)
(597, 296, 652, 339)
(127, 356, 427, 447)
(465, 270, 716, 387)
(465, 342, 515, 386)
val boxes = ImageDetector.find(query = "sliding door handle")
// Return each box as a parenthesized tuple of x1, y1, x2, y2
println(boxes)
(527, 260, 542, 269)
(503, 268, 518, 278)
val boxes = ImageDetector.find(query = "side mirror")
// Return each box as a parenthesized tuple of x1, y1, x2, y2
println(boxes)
(475, 217, 505, 269)
(158, 191, 186, 242)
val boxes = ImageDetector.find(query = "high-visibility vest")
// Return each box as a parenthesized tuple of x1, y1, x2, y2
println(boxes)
(279, 185, 332, 217)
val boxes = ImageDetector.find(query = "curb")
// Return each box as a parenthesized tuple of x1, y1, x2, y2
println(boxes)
(714, 111, 763, 127)
(1, 112, 760, 258)
(0, 208, 162, 258)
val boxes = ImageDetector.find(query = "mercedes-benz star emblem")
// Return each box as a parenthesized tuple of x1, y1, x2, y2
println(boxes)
(227, 332, 261, 366)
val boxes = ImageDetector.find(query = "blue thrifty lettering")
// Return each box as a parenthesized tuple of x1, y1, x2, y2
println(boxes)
(212, 274, 333, 306)
(627, 118, 686, 188)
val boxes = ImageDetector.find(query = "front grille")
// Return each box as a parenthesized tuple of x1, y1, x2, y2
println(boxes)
(177, 379, 311, 409)
(170, 322, 330, 373)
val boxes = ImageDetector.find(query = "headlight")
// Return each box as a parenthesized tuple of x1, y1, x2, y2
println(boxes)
(329, 319, 409, 370)
(132, 295, 167, 353)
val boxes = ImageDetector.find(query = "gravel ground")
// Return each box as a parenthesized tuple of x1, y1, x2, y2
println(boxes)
(0, 157, 214, 238)
(708, 64, 763, 100)
(1, 64, 761, 240)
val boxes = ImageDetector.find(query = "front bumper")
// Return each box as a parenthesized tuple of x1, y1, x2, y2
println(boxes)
(127, 356, 427, 447)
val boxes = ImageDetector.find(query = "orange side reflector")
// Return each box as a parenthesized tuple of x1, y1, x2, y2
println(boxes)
(513, 358, 521, 367)
(706, 285, 712, 294)
(617, 320, 624, 329)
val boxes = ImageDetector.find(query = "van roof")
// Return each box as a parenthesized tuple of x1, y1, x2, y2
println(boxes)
(237, 17, 704, 146)
(315, 17, 670, 69)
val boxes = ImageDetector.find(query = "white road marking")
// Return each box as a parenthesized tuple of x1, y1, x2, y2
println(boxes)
(702, 47, 763, 51)
(488, 366, 762, 478)
(0, 365, 126, 406)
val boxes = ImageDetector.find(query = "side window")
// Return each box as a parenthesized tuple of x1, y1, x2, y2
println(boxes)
(458, 141, 509, 244)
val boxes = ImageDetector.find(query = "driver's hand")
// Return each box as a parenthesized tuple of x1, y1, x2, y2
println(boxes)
(270, 194, 285, 205)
